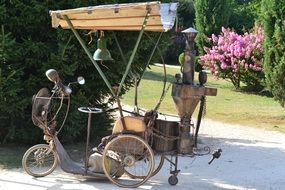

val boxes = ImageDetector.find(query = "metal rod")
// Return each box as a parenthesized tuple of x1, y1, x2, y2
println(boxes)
(116, 11, 150, 97)
(63, 15, 115, 97)
(174, 154, 178, 173)
(164, 155, 176, 165)
(194, 96, 205, 147)
(139, 32, 163, 84)
(57, 95, 70, 134)
(143, 32, 167, 111)
(112, 31, 127, 65)
(113, 31, 135, 78)
(116, 97, 127, 131)
(85, 112, 92, 173)
(134, 76, 138, 112)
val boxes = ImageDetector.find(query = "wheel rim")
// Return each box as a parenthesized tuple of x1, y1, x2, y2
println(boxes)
(23, 144, 57, 177)
(102, 135, 154, 188)
(152, 155, 164, 177)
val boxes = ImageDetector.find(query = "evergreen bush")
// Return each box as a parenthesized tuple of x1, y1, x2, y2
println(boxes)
(195, 0, 233, 56)
(0, 0, 171, 144)
(262, 0, 285, 107)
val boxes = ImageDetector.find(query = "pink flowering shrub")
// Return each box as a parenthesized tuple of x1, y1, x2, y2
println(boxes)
(200, 26, 265, 89)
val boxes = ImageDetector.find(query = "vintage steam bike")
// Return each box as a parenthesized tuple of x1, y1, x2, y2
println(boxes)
(22, 1, 221, 188)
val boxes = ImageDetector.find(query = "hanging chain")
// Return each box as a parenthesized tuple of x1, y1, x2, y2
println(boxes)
(151, 126, 180, 141)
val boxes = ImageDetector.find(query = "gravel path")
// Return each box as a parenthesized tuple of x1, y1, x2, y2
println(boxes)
(1, 119, 285, 190)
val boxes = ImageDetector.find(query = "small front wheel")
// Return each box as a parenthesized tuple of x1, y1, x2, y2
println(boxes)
(22, 144, 58, 177)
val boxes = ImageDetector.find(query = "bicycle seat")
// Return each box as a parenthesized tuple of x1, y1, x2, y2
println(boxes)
(112, 116, 146, 134)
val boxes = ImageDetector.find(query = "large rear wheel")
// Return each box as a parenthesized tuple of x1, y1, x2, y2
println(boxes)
(152, 155, 164, 176)
(102, 135, 154, 188)
(22, 144, 58, 177)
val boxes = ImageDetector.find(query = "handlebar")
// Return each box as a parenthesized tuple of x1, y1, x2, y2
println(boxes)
(56, 81, 72, 95)
(46, 69, 72, 95)
(78, 107, 103, 114)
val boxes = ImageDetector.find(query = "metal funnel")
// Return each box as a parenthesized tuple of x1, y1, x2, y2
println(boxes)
(172, 84, 217, 118)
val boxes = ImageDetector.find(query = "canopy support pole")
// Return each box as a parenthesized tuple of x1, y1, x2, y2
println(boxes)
(63, 15, 115, 97)
(139, 32, 163, 85)
(144, 32, 168, 111)
(116, 11, 150, 97)
(112, 31, 127, 66)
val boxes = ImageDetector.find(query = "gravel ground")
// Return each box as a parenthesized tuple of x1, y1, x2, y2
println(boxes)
(1, 118, 285, 190)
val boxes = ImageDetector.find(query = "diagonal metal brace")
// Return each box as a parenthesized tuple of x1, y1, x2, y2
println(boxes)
(116, 10, 151, 97)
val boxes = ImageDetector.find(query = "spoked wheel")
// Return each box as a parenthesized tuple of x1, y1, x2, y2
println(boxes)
(22, 144, 58, 177)
(126, 154, 164, 178)
(152, 155, 164, 176)
(102, 134, 154, 188)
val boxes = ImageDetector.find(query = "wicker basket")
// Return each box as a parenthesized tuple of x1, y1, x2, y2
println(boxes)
(153, 120, 179, 152)
(109, 137, 145, 155)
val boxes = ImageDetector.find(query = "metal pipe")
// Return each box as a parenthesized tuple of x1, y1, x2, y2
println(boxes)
(139, 32, 163, 84)
(112, 31, 127, 65)
(143, 32, 167, 111)
(116, 11, 150, 97)
(85, 112, 92, 173)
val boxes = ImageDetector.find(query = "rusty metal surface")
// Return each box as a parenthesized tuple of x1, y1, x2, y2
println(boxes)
(172, 84, 217, 97)
(172, 84, 217, 117)
(53, 136, 106, 178)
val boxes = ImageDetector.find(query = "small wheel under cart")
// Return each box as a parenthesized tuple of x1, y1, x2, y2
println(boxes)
(168, 175, 178, 185)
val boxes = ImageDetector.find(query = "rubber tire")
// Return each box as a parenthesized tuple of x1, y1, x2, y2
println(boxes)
(168, 175, 178, 186)
(126, 154, 164, 179)
(151, 155, 164, 177)
(22, 144, 58, 177)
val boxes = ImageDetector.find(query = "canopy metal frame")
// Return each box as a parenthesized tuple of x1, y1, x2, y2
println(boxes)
(63, 10, 157, 98)
(63, 11, 166, 130)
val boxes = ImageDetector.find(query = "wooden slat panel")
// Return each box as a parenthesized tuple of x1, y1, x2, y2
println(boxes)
(49, 1, 177, 32)
(50, 1, 161, 29)
(51, 1, 160, 16)
(64, 4, 160, 20)
(57, 15, 162, 28)
(60, 25, 165, 32)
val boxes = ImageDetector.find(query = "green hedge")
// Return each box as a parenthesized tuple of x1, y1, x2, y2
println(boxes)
(0, 0, 171, 144)
(262, 0, 285, 107)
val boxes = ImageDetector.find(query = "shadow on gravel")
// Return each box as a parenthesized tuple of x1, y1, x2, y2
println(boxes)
(0, 145, 28, 169)
(1, 133, 285, 190)
(171, 134, 285, 190)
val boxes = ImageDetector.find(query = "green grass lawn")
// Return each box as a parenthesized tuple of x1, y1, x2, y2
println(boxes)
(123, 65, 285, 133)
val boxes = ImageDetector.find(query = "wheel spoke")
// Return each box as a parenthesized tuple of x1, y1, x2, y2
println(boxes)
(22, 144, 58, 177)
(102, 135, 154, 188)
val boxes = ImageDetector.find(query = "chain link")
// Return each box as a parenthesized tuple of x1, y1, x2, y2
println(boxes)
(150, 126, 180, 141)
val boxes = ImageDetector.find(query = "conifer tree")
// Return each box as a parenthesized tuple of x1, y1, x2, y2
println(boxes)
(0, 0, 171, 143)
(262, 0, 285, 107)
(195, 0, 232, 55)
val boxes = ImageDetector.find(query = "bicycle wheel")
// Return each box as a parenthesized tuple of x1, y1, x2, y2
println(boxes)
(126, 154, 164, 179)
(22, 144, 58, 177)
(102, 135, 154, 188)
(152, 155, 164, 176)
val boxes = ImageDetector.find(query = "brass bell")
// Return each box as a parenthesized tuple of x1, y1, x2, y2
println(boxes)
(93, 31, 113, 61)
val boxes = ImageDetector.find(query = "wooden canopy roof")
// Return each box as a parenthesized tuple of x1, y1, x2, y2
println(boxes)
(50, 1, 177, 32)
